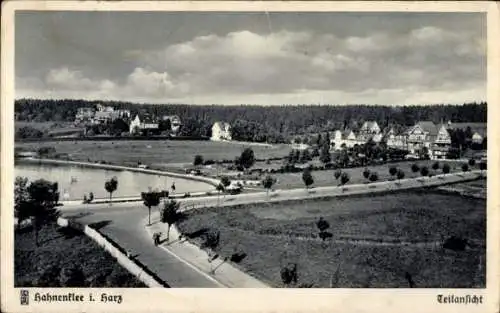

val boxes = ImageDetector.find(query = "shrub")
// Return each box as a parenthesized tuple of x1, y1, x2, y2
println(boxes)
(462, 163, 469, 172)
(193, 155, 204, 166)
(396, 169, 405, 180)
(369, 172, 379, 182)
(363, 168, 370, 179)
(442, 163, 451, 174)
(468, 158, 476, 167)
(334, 169, 342, 180)
(411, 164, 420, 173)
(420, 166, 429, 177)
(479, 161, 487, 172)
(432, 162, 440, 170)
(302, 168, 314, 188)
(340, 172, 350, 185)
(389, 166, 397, 176)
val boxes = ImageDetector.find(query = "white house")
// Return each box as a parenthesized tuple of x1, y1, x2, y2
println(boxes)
(385, 127, 408, 150)
(75, 107, 95, 123)
(432, 124, 452, 159)
(330, 129, 364, 150)
(405, 121, 451, 159)
(359, 121, 381, 134)
(129, 114, 159, 134)
(211, 122, 232, 141)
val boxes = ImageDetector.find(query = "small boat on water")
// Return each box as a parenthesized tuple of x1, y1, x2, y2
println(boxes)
(70, 176, 78, 183)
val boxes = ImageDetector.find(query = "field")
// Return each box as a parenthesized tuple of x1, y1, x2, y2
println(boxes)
(177, 190, 485, 288)
(15, 140, 292, 167)
(240, 159, 471, 190)
(15, 223, 146, 287)
(15, 121, 75, 132)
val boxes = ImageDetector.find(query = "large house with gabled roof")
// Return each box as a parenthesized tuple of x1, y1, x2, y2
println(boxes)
(405, 121, 451, 159)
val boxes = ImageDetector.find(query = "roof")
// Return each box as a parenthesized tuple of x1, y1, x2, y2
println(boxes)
(135, 114, 157, 124)
(213, 121, 231, 128)
(342, 129, 353, 137)
(94, 111, 113, 119)
(362, 121, 378, 130)
(416, 121, 439, 136)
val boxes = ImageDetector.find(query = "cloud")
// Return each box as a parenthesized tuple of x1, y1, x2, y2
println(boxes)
(17, 25, 486, 105)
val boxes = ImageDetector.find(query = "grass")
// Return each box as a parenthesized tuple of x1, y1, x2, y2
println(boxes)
(15, 140, 292, 167)
(177, 190, 485, 288)
(15, 121, 74, 132)
(271, 160, 473, 189)
(15, 223, 146, 287)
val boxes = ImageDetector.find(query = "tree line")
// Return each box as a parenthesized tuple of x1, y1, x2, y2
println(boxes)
(15, 98, 486, 142)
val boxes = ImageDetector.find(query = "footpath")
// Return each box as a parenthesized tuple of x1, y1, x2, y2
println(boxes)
(145, 213, 270, 288)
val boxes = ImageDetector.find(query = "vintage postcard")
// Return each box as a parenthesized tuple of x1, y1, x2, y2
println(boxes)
(1, 1, 499, 313)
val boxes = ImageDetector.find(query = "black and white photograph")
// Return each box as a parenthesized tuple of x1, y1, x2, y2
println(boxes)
(2, 1, 499, 313)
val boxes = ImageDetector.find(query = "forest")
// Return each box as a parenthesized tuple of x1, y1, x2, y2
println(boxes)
(15, 99, 487, 143)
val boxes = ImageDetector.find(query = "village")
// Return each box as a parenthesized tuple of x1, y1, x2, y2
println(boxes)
(69, 103, 487, 164)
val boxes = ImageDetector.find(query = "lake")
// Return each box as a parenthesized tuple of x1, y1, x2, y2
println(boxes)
(15, 163, 214, 201)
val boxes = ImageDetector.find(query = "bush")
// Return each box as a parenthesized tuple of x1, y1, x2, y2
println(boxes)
(363, 168, 370, 179)
(461, 163, 469, 172)
(442, 163, 451, 174)
(432, 162, 440, 170)
(396, 169, 405, 180)
(389, 166, 397, 176)
(340, 172, 350, 185)
(369, 172, 379, 182)
(193, 155, 204, 166)
(334, 169, 342, 180)
(411, 164, 420, 173)
(479, 161, 487, 172)
(468, 158, 476, 167)
(420, 166, 429, 177)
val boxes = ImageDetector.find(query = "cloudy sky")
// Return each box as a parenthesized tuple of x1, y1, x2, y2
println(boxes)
(15, 11, 486, 105)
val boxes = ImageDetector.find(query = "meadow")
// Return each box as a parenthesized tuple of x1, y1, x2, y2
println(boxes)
(177, 190, 486, 288)
(16, 140, 292, 167)
(271, 159, 472, 189)
(15, 223, 146, 287)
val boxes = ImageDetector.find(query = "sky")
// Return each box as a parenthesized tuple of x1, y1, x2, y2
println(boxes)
(15, 11, 486, 106)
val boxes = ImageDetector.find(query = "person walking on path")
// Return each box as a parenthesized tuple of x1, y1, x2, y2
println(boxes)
(153, 232, 162, 246)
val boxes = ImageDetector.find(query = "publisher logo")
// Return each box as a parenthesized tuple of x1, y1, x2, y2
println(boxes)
(20, 289, 29, 305)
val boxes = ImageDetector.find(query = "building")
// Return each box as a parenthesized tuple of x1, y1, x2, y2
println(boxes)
(162, 115, 183, 133)
(96, 103, 114, 112)
(384, 127, 408, 150)
(330, 129, 365, 150)
(432, 124, 452, 159)
(359, 121, 381, 135)
(406, 121, 451, 159)
(211, 122, 232, 141)
(129, 114, 159, 134)
(75, 107, 95, 123)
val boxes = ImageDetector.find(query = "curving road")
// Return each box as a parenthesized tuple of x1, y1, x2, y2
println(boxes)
(60, 170, 485, 287)
(63, 204, 222, 287)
